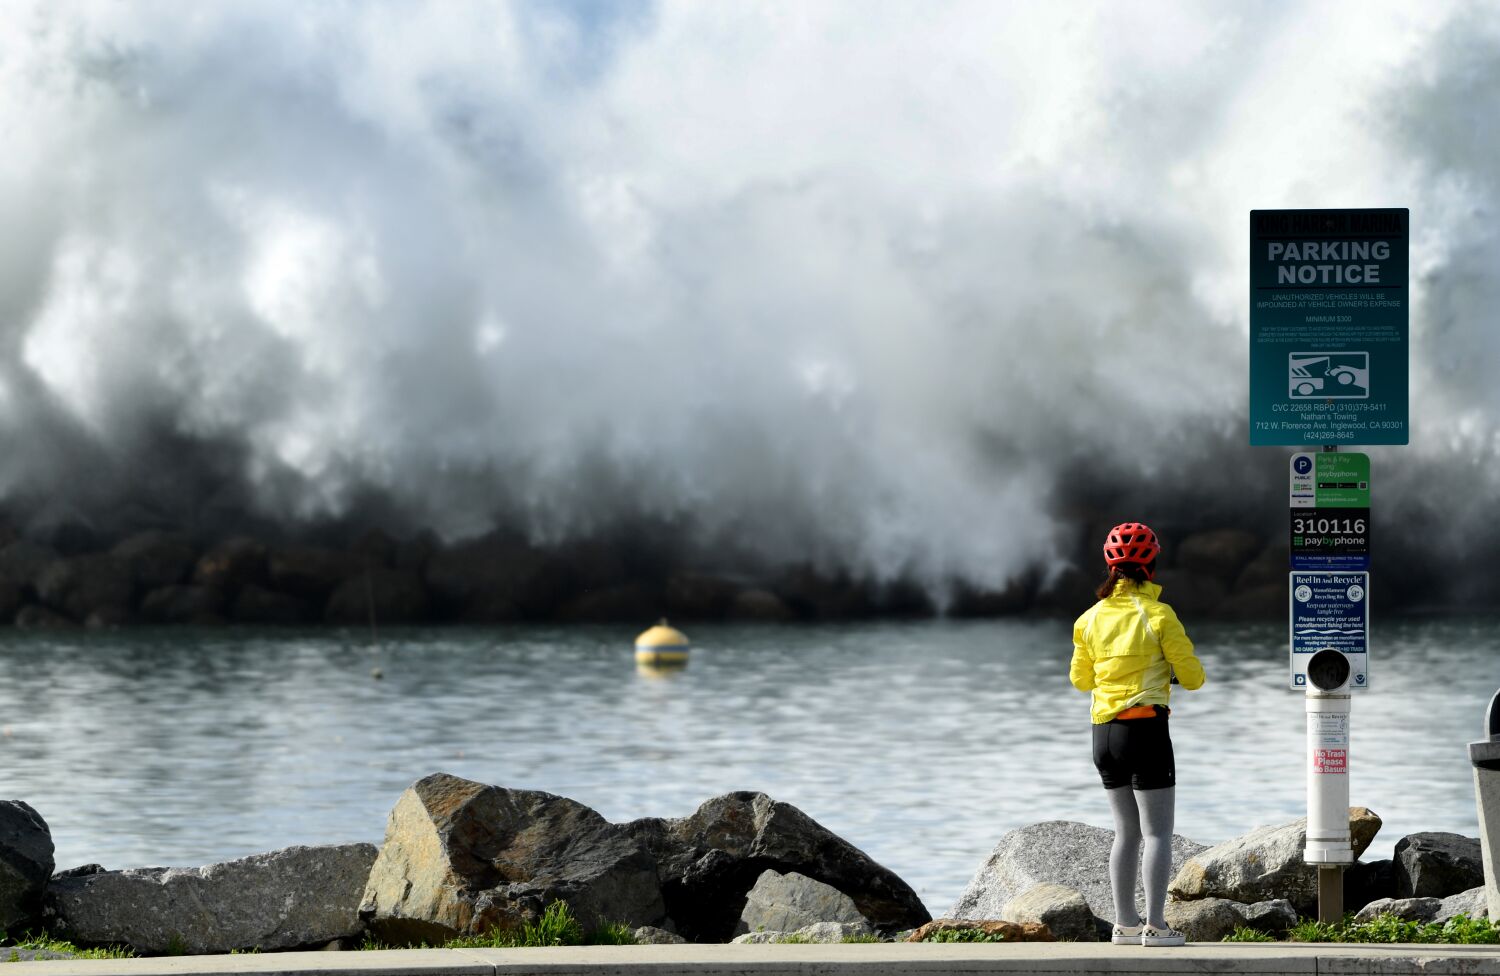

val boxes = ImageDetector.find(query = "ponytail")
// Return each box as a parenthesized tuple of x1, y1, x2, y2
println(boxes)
(1095, 559, 1157, 599)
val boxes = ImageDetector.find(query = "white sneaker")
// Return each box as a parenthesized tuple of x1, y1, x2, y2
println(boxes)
(1141, 924, 1186, 947)
(1110, 923, 1144, 945)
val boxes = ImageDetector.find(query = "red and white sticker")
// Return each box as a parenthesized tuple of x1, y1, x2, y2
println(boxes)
(1313, 749, 1347, 774)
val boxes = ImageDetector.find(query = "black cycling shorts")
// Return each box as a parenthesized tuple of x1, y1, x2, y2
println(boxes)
(1091, 709, 1175, 791)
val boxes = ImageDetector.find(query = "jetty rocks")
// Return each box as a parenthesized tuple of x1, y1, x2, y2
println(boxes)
(951, 811, 1489, 943)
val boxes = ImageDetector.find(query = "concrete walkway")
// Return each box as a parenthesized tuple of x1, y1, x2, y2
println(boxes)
(8, 942, 1500, 976)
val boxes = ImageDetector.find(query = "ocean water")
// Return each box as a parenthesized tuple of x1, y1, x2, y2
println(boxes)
(1, 617, 1491, 915)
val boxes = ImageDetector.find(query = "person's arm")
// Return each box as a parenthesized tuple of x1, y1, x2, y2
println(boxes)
(1069, 615, 1095, 692)
(1155, 604, 1205, 689)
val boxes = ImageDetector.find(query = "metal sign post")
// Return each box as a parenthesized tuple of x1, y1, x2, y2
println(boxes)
(1251, 207, 1408, 927)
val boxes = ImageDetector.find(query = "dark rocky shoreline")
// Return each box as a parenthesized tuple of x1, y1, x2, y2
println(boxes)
(0, 520, 1308, 629)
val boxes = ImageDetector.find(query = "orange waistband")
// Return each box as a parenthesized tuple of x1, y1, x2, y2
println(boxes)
(1115, 705, 1165, 721)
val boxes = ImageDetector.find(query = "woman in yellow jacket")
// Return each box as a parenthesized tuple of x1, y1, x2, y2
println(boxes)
(1070, 522, 1205, 948)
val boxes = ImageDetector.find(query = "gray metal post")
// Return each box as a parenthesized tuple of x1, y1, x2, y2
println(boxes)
(1469, 690, 1500, 919)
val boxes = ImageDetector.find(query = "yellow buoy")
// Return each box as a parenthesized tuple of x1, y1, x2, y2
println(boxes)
(635, 617, 690, 665)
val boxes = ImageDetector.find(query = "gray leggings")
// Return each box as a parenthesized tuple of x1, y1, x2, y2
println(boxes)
(1105, 785, 1175, 929)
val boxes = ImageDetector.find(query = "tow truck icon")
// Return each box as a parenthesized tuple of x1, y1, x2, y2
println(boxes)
(1289, 352, 1369, 399)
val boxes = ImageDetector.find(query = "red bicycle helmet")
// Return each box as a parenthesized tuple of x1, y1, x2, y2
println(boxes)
(1103, 522, 1161, 577)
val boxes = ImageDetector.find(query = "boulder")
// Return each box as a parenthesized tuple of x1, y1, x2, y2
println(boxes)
(1346, 858, 1395, 911)
(35, 555, 134, 622)
(1238, 898, 1297, 934)
(772, 567, 873, 620)
(0, 801, 54, 931)
(111, 532, 198, 590)
(140, 585, 225, 625)
(349, 530, 397, 568)
(1000, 883, 1096, 942)
(738, 869, 869, 936)
(231, 584, 313, 625)
(623, 791, 928, 943)
(46, 843, 375, 954)
(727, 589, 794, 622)
(1169, 809, 1381, 913)
(0, 541, 59, 590)
(951, 821, 1206, 925)
(633, 925, 686, 944)
(0, 582, 21, 623)
(15, 606, 77, 629)
(360, 773, 664, 944)
(905, 919, 1053, 942)
(1395, 832, 1484, 898)
(732, 920, 872, 943)
(1164, 896, 1243, 942)
(1435, 887, 1489, 923)
(1175, 530, 1262, 584)
(324, 569, 430, 625)
(193, 538, 268, 590)
(794, 920, 873, 942)
(268, 547, 366, 601)
(1353, 897, 1442, 924)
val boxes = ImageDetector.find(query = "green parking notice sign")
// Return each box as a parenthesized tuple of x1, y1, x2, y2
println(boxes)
(1249, 209, 1408, 446)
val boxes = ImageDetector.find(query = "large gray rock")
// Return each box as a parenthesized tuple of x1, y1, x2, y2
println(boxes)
(738, 869, 868, 935)
(1164, 897, 1243, 942)
(1346, 858, 1395, 912)
(951, 821, 1206, 925)
(623, 791, 928, 943)
(1238, 898, 1297, 934)
(423, 532, 574, 620)
(0, 801, 54, 931)
(633, 925, 686, 944)
(732, 920, 872, 944)
(1169, 809, 1382, 914)
(360, 773, 664, 944)
(46, 844, 375, 954)
(1434, 886, 1489, 923)
(1353, 896, 1442, 924)
(1395, 832, 1484, 898)
(1001, 883, 1096, 942)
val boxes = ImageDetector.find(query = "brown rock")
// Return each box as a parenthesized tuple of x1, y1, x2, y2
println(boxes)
(359, 773, 664, 944)
(1351, 807, 1382, 860)
(906, 919, 1053, 942)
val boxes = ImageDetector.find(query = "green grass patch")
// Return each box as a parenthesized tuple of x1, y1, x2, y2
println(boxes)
(920, 928, 1007, 943)
(6, 931, 135, 960)
(1222, 925, 1276, 942)
(440, 901, 640, 950)
(1284, 913, 1500, 945)
(840, 933, 883, 943)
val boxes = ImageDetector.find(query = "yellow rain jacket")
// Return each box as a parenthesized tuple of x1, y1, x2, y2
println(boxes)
(1070, 578, 1205, 724)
